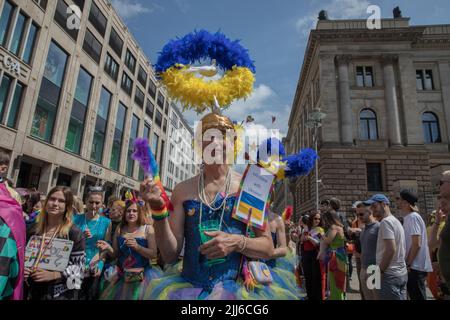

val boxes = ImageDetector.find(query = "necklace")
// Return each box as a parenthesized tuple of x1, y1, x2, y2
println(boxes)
(33, 224, 61, 269)
(197, 166, 232, 231)
(198, 166, 231, 211)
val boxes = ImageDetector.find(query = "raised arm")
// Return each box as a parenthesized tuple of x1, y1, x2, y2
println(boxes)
(141, 177, 185, 264)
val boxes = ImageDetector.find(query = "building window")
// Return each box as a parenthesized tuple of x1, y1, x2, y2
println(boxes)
(125, 49, 136, 74)
(422, 112, 441, 143)
(0, 75, 12, 122)
(121, 72, 133, 96)
(134, 87, 145, 108)
(359, 108, 378, 140)
(155, 110, 162, 127)
(356, 66, 374, 87)
(31, 41, 68, 143)
(104, 53, 119, 81)
(22, 22, 38, 64)
(33, 0, 48, 10)
(91, 87, 111, 164)
(148, 79, 157, 99)
(146, 99, 155, 120)
(175, 166, 179, 179)
(83, 29, 102, 63)
(9, 11, 27, 56)
(5, 82, 24, 129)
(109, 27, 123, 57)
(152, 132, 159, 158)
(65, 67, 93, 154)
(88, 1, 106, 37)
(367, 163, 383, 192)
(157, 93, 165, 109)
(127, 114, 139, 177)
(160, 140, 165, 176)
(164, 101, 169, 115)
(144, 123, 151, 139)
(137, 66, 147, 88)
(0, 1, 14, 46)
(54, 0, 78, 40)
(416, 69, 434, 91)
(163, 119, 167, 133)
(110, 103, 127, 171)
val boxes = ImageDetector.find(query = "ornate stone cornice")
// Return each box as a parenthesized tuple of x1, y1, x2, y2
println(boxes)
(380, 54, 399, 66)
(335, 54, 352, 65)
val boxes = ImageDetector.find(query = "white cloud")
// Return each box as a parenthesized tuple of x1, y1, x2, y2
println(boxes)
(296, 0, 370, 35)
(110, 0, 163, 19)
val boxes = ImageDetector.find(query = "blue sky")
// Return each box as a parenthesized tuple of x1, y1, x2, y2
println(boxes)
(111, 0, 450, 135)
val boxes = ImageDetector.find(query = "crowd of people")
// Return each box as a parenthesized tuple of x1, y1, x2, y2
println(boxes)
(291, 186, 450, 300)
(1, 129, 450, 300)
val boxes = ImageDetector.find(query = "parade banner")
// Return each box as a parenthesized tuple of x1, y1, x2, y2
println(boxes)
(232, 164, 275, 230)
(24, 236, 73, 272)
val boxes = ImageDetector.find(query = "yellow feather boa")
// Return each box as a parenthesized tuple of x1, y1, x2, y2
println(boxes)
(160, 65, 255, 113)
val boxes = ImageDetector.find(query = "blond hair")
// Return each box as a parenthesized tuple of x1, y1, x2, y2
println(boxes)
(35, 186, 74, 238)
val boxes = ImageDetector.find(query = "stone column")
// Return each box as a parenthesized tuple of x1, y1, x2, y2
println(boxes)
(319, 54, 340, 145)
(438, 61, 450, 143)
(336, 55, 353, 145)
(382, 55, 402, 146)
(70, 172, 84, 198)
(38, 163, 56, 195)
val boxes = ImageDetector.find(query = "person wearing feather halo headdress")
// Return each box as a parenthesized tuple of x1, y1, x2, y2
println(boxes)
(135, 30, 317, 300)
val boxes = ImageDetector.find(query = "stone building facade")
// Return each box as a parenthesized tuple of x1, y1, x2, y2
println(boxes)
(283, 16, 450, 217)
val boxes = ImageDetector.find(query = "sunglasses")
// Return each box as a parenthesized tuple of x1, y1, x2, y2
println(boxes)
(358, 213, 365, 217)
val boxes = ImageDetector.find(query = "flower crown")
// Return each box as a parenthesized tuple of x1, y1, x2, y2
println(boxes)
(125, 191, 145, 207)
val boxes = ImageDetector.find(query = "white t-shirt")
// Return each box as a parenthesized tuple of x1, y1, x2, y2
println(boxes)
(376, 214, 407, 276)
(403, 212, 433, 272)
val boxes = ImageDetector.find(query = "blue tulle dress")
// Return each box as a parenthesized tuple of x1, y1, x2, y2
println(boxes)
(100, 226, 162, 300)
(145, 194, 300, 300)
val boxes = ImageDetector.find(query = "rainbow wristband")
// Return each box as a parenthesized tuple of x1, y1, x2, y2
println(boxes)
(151, 206, 170, 221)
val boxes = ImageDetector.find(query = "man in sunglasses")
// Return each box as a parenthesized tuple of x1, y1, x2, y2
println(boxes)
(364, 194, 407, 300)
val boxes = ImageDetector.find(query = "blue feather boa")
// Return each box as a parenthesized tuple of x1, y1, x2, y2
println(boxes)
(154, 29, 256, 76)
(284, 148, 318, 178)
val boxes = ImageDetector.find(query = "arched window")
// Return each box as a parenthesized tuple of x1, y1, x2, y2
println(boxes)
(359, 109, 378, 140)
(422, 112, 441, 143)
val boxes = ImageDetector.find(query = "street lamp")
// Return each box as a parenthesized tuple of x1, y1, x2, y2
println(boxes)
(306, 109, 327, 210)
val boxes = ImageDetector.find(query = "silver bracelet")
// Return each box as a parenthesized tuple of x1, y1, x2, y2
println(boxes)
(238, 235, 247, 253)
